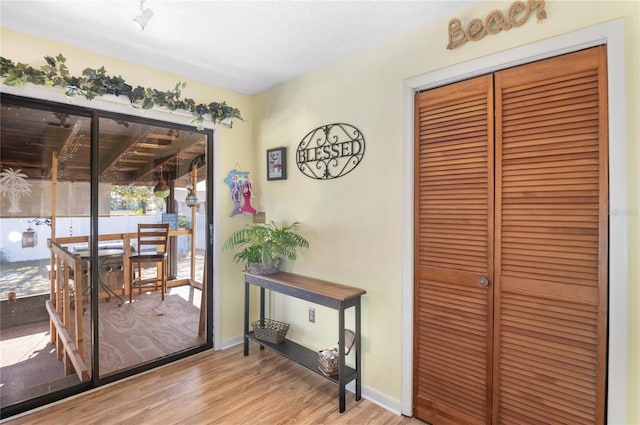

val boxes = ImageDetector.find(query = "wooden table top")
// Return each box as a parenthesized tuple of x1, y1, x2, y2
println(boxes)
(244, 271, 366, 302)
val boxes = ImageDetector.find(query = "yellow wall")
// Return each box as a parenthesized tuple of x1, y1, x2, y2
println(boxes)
(252, 0, 639, 422)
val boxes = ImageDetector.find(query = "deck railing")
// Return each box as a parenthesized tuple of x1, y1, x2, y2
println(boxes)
(47, 229, 198, 381)
(48, 240, 89, 382)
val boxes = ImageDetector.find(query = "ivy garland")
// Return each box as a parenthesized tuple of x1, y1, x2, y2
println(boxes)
(0, 54, 242, 130)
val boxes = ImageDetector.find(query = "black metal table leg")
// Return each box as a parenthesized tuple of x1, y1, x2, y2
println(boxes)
(244, 280, 249, 356)
(259, 287, 266, 350)
(355, 297, 362, 401)
(339, 302, 346, 413)
(97, 256, 123, 307)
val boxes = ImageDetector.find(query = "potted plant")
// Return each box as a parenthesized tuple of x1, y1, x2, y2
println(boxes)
(223, 221, 309, 275)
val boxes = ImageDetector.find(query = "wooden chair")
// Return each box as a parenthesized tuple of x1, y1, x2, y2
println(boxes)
(128, 223, 170, 303)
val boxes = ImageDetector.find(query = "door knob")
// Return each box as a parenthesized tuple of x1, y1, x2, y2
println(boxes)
(479, 276, 490, 287)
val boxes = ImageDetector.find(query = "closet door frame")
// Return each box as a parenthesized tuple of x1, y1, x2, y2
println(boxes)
(401, 19, 628, 423)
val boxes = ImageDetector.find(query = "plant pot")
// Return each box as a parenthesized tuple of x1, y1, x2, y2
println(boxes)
(248, 257, 283, 275)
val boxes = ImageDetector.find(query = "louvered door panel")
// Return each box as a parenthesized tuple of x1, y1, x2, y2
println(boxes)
(494, 46, 608, 424)
(414, 75, 493, 425)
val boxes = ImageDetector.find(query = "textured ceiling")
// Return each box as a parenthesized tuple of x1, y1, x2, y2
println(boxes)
(1, 1, 477, 95)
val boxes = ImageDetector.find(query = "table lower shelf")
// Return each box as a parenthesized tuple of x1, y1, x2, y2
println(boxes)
(245, 332, 357, 385)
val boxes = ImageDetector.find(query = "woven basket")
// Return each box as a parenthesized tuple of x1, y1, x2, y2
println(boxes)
(318, 348, 340, 376)
(251, 318, 290, 344)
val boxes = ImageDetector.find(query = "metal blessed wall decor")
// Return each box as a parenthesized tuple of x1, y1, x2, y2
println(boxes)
(296, 123, 365, 180)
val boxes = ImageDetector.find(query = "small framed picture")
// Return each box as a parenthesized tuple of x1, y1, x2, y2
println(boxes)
(267, 147, 287, 181)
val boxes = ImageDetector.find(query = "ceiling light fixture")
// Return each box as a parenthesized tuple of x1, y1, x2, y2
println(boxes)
(133, 0, 154, 30)
(185, 184, 198, 208)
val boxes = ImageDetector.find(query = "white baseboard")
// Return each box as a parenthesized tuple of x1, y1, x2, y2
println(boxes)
(345, 381, 403, 415)
(220, 335, 244, 350)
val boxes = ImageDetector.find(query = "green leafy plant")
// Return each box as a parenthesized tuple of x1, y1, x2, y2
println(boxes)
(0, 54, 242, 129)
(223, 221, 309, 272)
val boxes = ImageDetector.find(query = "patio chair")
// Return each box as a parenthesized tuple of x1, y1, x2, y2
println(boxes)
(128, 223, 170, 303)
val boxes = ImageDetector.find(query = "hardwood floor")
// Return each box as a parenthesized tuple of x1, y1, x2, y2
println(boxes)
(4, 342, 425, 424)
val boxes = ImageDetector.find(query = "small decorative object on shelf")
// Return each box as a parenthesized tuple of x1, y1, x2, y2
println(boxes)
(319, 348, 340, 376)
(318, 329, 356, 376)
(252, 318, 290, 344)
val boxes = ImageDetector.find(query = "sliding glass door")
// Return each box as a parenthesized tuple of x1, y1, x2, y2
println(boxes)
(96, 116, 209, 378)
(0, 94, 213, 418)
(0, 100, 94, 410)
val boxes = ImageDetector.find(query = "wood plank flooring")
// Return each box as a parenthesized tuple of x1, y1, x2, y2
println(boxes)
(4, 342, 425, 424)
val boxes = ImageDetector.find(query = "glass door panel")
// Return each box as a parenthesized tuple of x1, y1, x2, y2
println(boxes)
(97, 117, 208, 378)
(0, 102, 93, 409)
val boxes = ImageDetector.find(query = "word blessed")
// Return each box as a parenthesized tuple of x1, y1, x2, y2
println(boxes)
(297, 140, 363, 163)
(447, 0, 547, 50)
(296, 123, 365, 180)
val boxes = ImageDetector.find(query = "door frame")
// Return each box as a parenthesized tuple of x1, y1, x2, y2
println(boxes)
(401, 19, 628, 423)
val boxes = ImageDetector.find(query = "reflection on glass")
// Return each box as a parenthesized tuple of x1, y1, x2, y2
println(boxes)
(97, 118, 207, 378)
(0, 101, 210, 413)
(0, 104, 93, 408)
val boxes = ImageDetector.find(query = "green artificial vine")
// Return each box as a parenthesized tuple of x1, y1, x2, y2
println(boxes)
(0, 54, 242, 130)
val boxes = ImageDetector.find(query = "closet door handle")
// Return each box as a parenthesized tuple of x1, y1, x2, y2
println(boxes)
(479, 276, 490, 287)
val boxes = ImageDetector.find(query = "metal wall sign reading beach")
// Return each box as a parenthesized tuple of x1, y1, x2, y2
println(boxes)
(296, 123, 365, 180)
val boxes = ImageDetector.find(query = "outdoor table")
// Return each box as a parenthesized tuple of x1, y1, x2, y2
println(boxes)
(75, 249, 125, 307)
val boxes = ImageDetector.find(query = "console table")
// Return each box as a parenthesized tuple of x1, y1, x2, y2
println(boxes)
(243, 271, 366, 413)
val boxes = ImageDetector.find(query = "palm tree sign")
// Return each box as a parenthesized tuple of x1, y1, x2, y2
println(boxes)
(0, 168, 32, 213)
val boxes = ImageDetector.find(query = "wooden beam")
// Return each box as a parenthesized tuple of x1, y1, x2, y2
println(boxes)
(98, 133, 147, 176)
(57, 121, 84, 164)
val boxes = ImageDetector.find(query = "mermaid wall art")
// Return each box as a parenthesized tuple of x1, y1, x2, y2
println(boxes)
(224, 169, 257, 217)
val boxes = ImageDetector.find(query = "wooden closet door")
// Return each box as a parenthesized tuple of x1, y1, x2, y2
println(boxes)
(493, 46, 608, 424)
(414, 74, 494, 425)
